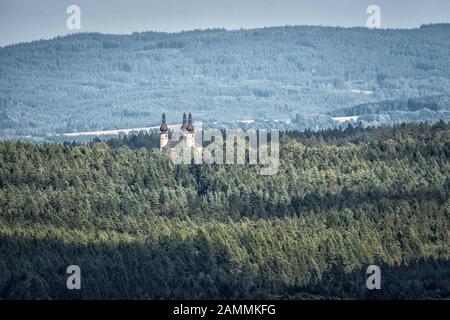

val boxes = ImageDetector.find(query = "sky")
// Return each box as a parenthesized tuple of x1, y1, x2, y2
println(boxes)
(1, 0, 449, 46)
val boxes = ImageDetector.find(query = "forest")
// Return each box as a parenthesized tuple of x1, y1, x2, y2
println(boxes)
(1, 24, 450, 140)
(0, 121, 449, 299)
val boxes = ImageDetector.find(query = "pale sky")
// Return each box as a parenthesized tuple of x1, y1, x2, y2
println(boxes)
(1, 0, 449, 46)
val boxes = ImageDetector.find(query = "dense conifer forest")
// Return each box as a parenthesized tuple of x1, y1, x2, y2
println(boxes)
(0, 122, 449, 299)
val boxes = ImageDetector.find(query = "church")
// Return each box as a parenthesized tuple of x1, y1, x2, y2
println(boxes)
(159, 112, 202, 152)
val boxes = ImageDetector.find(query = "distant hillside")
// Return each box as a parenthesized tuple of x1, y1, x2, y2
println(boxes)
(333, 95, 450, 116)
(1, 24, 450, 139)
(330, 95, 450, 127)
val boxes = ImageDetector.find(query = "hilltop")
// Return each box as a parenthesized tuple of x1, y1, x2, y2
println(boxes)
(1, 24, 450, 139)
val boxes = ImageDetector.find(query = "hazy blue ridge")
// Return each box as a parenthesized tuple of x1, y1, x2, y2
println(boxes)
(1, 24, 450, 140)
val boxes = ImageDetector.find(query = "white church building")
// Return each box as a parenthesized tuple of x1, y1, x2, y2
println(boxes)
(159, 112, 202, 152)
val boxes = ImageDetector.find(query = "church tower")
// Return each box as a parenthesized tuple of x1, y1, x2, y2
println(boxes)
(159, 112, 198, 150)
(181, 113, 187, 132)
(186, 112, 195, 148)
(160, 113, 169, 150)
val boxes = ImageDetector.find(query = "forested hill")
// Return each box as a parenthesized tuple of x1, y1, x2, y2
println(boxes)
(328, 94, 450, 127)
(0, 122, 449, 299)
(1, 24, 450, 139)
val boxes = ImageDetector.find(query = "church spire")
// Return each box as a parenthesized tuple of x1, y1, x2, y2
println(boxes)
(160, 113, 168, 133)
(186, 112, 194, 132)
(181, 112, 187, 131)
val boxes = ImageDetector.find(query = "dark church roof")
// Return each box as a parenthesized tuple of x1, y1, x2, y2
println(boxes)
(160, 112, 195, 133)
(186, 112, 194, 132)
(181, 113, 187, 130)
(160, 113, 168, 132)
